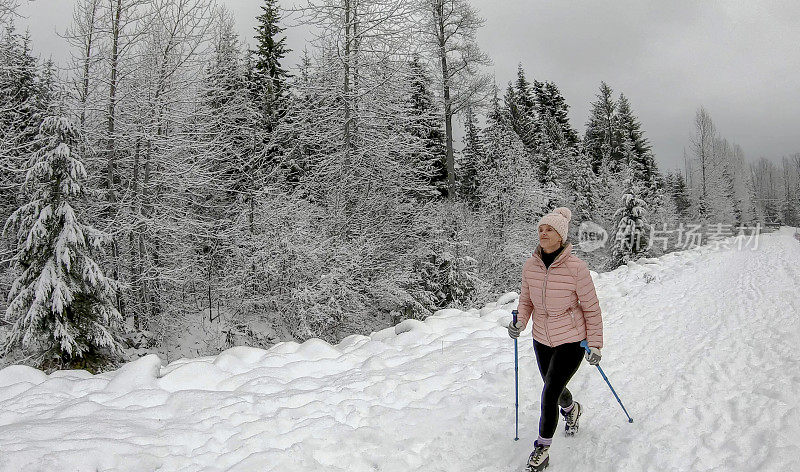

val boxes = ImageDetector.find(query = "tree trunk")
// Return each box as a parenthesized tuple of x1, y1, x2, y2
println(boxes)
(106, 0, 122, 204)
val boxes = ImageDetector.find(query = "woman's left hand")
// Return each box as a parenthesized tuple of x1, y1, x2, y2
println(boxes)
(585, 347, 601, 365)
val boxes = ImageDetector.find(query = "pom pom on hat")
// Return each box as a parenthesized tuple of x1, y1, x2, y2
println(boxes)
(553, 207, 571, 221)
(537, 206, 572, 241)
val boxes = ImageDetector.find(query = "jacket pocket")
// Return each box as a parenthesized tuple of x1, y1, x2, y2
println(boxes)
(567, 306, 585, 337)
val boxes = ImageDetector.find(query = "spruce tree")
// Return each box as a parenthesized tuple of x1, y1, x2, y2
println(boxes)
(617, 93, 657, 191)
(3, 116, 122, 368)
(1, 26, 54, 220)
(407, 55, 447, 198)
(504, 81, 536, 151)
(584, 82, 621, 174)
(538, 81, 579, 149)
(252, 0, 290, 101)
(458, 105, 485, 206)
(669, 171, 692, 219)
(567, 151, 598, 223)
(609, 173, 650, 268)
(250, 0, 291, 133)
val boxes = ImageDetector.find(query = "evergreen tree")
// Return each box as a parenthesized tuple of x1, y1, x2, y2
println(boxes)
(509, 64, 537, 150)
(250, 0, 291, 135)
(609, 173, 650, 268)
(584, 82, 621, 174)
(566, 151, 598, 223)
(252, 0, 290, 102)
(1, 25, 56, 313)
(3, 116, 121, 368)
(477, 84, 543, 291)
(203, 12, 257, 200)
(617, 93, 658, 191)
(1, 26, 54, 217)
(536, 81, 579, 150)
(407, 55, 447, 198)
(668, 171, 692, 219)
(504, 81, 536, 151)
(458, 105, 484, 206)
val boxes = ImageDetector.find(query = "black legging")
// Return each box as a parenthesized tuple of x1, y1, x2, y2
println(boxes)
(533, 339, 585, 439)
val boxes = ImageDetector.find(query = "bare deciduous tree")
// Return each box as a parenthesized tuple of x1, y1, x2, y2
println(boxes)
(420, 0, 491, 200)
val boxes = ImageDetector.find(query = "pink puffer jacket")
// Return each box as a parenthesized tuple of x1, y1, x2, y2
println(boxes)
(516, 243, 603, 349)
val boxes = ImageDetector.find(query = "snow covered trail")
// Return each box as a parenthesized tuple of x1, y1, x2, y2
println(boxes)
(1, 228, 799, 472)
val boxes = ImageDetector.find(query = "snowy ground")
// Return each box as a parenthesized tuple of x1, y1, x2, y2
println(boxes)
(1, 227, 799, 472)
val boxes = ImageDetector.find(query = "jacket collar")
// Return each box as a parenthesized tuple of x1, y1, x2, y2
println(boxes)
(534, 242, 572, 269)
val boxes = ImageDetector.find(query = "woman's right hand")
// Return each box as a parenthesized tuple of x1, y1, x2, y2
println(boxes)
(507, 320, 523, 339)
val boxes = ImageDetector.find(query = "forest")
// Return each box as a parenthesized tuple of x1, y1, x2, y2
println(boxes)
(1, 0, 798, 371)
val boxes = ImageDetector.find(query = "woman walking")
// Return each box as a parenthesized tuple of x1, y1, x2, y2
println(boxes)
(507, 207, 603, 472)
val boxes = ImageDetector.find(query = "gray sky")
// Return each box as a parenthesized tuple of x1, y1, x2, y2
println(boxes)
(18, 0, 800, 171)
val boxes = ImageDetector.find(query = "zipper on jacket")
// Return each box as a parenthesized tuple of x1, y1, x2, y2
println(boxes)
(542, 264, 553, 346)
(539, 246, 568, 346)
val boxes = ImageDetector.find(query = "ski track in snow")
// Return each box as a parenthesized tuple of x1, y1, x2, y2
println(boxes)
(1, 228, 799, 472)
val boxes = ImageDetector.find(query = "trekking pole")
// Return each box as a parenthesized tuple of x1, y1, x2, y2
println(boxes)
(579, 340, 634, 423)
(512, 310, 520, 441)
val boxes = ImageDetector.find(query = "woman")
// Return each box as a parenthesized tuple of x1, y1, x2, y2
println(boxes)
(507, 207, 603, 472)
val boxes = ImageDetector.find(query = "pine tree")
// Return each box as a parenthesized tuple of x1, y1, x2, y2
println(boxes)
(407, 55, 447, 198)
(584, 82, 620, 174)
(1, 27, 54, 216)
(617, 93, 658, 192)
(505, 78, 536, 151)
(609, 172, 650, 268)
(567, 151, 598, 223)
(252, 0, 290, 102)
(537, 81, 579, 150)
(250, 0, 291, 135)
(458, 105, 484, 205)
(669, 171, 692, 219)
(508, 64, 537, 150)
(3, 116, 122, 368)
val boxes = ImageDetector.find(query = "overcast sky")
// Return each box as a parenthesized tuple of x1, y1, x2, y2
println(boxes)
(17, 0, 800, 171)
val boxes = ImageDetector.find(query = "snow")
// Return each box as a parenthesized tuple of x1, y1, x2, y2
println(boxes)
(1, 228, 799, 471)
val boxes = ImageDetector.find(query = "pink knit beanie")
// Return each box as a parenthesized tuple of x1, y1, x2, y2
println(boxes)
(537, 207, 572, 241)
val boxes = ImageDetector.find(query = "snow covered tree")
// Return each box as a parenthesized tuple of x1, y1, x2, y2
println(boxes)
(422, 0, 492, 200)
(474, 86, 544, 291)
(781, 156, 799, 227)
(250, 0, 291, 135)
(535, 80, 579, 151)
(584, 82, 620, 174)
(504, 65, 536, 151)
(667, 170, 692, 219)
(689, 107, 715, 217)
(63, 0, 102, 131)
(617, 93, 658, 194)
(609, 173, 650, 268)
(202, 8, 258, 200)
(457, 105, 484, 205)
(3, 116, 122, 369)
(565, 151, 598, 224)
(407, 54, 447, 198)
(252, 0, 290, 101)
(687, 108, 741, 224)
(1, 25, 57, 314)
